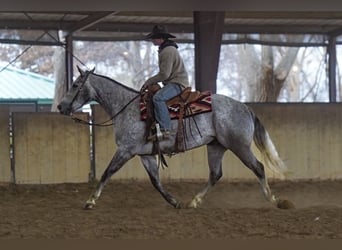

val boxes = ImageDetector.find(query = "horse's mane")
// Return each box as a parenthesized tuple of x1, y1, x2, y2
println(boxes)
(92, 72, 140, 94)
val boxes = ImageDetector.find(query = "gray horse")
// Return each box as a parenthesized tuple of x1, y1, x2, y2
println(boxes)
(58, 67, 293, 209)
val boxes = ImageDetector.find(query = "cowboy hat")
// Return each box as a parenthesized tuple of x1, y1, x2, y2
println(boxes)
(145, 25, 176, 39)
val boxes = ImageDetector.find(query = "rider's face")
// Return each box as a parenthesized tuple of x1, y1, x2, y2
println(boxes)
(151, 38, 164, 46)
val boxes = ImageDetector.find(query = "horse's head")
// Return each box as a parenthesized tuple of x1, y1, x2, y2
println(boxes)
(57, 66, 95, 115)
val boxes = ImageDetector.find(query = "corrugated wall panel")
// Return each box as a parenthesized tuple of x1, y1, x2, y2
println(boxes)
(91, 105, 147, 180)
(91, 105, 269, 181)
(92, 103, 342, 181)
(250, 103, 342, 180)
(13, 112, 91, 184)
(0, 106, 11, 183)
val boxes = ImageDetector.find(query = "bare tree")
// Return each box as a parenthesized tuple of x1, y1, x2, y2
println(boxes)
(51, 45, 66, 112)
(2, 30, 328, 105)
(236, 43, 262, 101)
(232, 35, 304, 102)
(73, 41, 158, 90)
(0, 41, 55, 77)
(259, 35, 303, 102)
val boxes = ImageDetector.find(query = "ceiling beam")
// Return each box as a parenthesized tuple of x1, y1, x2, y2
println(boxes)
(64, 11, 119, 34)
(2, 0, 342, 12)
(0, 38, 63, 46)
(222, 25, 339, 34)
(1, 19, 340, 35)
(328, 26, 342, 37)
(0, 19, 70, 30)
(85, 22, 194, 33)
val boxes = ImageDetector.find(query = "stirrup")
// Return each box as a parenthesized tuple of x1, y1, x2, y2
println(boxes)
(147, 131, 171, 141)
(147, 124, 172, 141)
(155, 123, 163, 140)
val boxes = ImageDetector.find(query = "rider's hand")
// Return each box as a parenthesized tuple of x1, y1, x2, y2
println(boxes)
(140, 82, 149, 94)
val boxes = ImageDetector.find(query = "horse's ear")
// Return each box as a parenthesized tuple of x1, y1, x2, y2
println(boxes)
(77, 65, 85, 76)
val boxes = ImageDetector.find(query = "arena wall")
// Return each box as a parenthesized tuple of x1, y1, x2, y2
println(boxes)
(12, 112, 91, 184)
(1, 103, 342, 184)
(250, 103, 342, 180)
(92, 103, 342, 181)
(0, 106, 12, 183)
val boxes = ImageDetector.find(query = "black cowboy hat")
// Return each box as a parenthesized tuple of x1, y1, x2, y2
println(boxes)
(145, 25, 176, 39)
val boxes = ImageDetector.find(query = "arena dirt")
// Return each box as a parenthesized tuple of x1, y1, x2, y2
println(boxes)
(1, 180, 342, 239)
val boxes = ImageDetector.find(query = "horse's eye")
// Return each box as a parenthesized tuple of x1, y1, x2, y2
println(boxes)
(72, 84, 79, 89)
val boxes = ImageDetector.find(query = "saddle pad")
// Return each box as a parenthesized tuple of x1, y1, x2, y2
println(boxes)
(140, 91, 212, 121)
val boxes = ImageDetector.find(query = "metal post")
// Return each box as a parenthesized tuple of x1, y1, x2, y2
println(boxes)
(193, 11, 225, 93)
(328, 35, 337, 102)
(65, 34, 74, 91)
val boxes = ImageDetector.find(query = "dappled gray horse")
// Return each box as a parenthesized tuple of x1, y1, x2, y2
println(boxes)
(58, 68, 293, 209)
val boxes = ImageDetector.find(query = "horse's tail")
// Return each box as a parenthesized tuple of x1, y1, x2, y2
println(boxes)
(252, 112, 287, 178)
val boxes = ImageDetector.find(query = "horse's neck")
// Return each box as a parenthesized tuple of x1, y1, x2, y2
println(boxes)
(91, 75, 139, 117)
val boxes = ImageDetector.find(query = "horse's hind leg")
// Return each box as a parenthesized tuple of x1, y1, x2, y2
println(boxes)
(140, 155, 181, 208)
(233, 146, 278, 206)
(188, 141, 225, 208)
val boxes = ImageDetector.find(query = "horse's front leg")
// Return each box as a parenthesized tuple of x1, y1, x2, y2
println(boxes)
(140, 155, 181, 208)
(84, 149, 134, 209)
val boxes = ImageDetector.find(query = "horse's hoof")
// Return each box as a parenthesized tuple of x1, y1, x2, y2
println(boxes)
(84, 200, 95, 210)
(83, 203, 94, 210)
(187, 197, 202, 209)
(175, 202, 183, 209)
(276, 199, 295, 209)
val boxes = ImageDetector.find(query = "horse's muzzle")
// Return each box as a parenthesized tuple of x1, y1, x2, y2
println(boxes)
(57, 102, 72, 115)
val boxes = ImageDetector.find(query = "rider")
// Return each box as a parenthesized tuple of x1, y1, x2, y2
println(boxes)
(141, 25, 190, 140)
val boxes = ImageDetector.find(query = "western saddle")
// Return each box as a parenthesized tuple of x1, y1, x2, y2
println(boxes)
(141, 83, 202, 152)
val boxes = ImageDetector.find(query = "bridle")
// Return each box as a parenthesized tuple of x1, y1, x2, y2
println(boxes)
(68, 71, 140, 127)
(68, 70, 93, 107)
(71, 95, 140, 127)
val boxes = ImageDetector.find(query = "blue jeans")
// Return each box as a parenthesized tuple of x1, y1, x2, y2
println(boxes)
(152, 83, 182, 131)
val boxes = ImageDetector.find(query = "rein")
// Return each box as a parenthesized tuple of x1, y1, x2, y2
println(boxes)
(71, 93, 141, 127)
